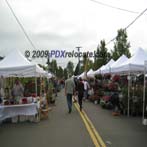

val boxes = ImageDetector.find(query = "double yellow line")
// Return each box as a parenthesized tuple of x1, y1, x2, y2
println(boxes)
(74, 102, 106, 147)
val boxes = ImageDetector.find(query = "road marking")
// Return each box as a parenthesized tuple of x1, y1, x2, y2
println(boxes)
(74, 102, 106, 147)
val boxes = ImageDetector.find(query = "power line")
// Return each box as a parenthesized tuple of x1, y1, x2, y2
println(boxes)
(90, 0, 139, 14)
(125, 8, 147, 30)
(106, 7, 147, 45)
(5, 0, 37, 50)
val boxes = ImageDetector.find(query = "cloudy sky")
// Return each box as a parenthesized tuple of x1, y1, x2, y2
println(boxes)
(0, 0, 147, 68)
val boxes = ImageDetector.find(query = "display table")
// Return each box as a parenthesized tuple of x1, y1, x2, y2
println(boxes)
(0, 103, 40, 123)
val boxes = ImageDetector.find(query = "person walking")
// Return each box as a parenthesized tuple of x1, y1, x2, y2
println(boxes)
(83, 79, 90, 100)
(65, 76, 75, 113)
(77, 78, 84, 111)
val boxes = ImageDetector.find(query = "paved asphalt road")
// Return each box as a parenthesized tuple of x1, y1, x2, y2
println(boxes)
(1, 89, 147, 147)
(0, 91, 93, 147)
(83, 100, 147, 147)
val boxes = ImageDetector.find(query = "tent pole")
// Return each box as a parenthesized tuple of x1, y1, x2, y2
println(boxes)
(143, 69, 145, 121)
(35, 77, 37, 97)
(143, 62, 147, 122)
(128, 72, 130, 117)
(109, 66, 111, 74)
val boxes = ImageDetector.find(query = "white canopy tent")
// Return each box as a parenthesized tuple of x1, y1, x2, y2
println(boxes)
(94, 65, 105, 75)
(99, 59, 115, 74)
(47, 73, 54, 79)
(78, 72, 86, 79)
(111, 54, 129, 73)
(0, 50, 50, 97)
(110, 48, 147, 117)
(0, 50, 47, 77)
(87, 69, 95, 78)
(111, 48, 147, 74)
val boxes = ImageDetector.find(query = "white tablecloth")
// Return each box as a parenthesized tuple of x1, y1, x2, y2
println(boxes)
(0, 103, 39, 122)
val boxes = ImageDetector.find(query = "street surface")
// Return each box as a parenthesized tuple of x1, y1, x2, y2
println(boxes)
(0, 90, 147, 147)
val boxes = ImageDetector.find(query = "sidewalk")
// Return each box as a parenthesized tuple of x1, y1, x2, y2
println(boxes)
(0, 91, 93, 147)
(83, 100, 147, 147)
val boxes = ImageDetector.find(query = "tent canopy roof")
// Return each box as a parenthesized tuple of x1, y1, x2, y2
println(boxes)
(0, 50, 46, 77)
(0, 50, 32, 68)
(111, 54, 128, 68)
(112, 48, 147, 74)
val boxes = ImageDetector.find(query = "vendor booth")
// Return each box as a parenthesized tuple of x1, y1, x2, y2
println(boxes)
(0, 50, 49, 124)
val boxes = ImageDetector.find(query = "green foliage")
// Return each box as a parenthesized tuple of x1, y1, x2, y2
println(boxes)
(74, 62, 80, 76)
(95, 74, 103, 80)
(38, 64, 47, 70)
(94, 40, 111, 70)
(111, 29, 131, 60)
(63, 68, 68, 79)
(46, 59, 65, 79)
(87, 59, 94, 71)
(50, 59, 58, 74)
(56, 66, 64, 78)
(66, 61, 74, 77)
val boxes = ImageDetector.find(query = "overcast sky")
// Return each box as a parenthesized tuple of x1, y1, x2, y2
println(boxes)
(0, 0, 147, 68)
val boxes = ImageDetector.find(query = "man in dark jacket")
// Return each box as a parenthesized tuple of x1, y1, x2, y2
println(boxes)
(77, 78, 84, 111)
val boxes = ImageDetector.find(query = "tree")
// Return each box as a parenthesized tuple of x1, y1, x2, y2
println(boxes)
(82, 52, 88, 72)
(111, 28, 131, 60)
(56, 66, 64, 78)
(50, 59, 58, 75)
(74, 62, 80, 76)
(63, 68, 68, 79)
(94, 40, 110, 70)
(38, 64, 47, 71)
(87, 59, 94, 71)
(66, 61, 74, 77)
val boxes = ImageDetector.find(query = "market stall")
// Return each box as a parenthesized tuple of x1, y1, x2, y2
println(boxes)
(0, 50, 49, 124)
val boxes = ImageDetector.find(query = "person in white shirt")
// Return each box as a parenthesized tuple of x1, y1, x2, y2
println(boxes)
(83, 79, 90, 100)
(12, 79, 24, 102)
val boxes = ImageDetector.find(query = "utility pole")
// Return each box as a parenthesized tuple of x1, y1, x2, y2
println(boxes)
(46, 51, 51, 73)
(76, 46, 82, 75)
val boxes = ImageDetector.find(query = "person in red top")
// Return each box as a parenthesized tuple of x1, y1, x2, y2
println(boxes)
(76, 78, 84, 111)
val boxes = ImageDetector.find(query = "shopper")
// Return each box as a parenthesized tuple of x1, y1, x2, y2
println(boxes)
(65, 76, 75, 113)
(83, 79, 90, 100)
(77, 78, 84, 111)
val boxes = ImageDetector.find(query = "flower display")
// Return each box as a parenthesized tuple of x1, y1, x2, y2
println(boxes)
(104, 74, 111, 80)
(112, 75, 120, 82)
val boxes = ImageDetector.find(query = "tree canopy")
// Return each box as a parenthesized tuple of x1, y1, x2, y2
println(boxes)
(111, 29, 131, 60)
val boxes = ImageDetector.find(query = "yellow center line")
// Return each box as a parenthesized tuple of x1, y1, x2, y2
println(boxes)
(74, 102, 106, 147)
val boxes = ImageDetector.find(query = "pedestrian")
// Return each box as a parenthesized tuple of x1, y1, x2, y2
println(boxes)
(83, 79, 90, 100)
(77, 78, 84, 111)
(65, 76, 75, 113)
(73, 77, 78, 103)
